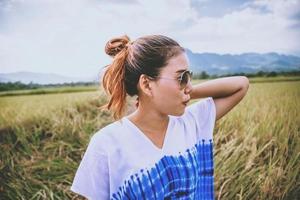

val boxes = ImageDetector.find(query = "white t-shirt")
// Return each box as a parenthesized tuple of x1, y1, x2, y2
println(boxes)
(71, 97, 216, 199)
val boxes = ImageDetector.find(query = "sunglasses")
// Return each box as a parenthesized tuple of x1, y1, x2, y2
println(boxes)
(148, 70, 193, 89)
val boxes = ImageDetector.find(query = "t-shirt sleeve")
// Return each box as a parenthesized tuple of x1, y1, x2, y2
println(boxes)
(184, 97, 216, 141)
(71, 134, 109, 200)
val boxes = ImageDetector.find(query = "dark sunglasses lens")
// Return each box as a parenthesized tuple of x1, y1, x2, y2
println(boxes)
(180, 71, 192, 88)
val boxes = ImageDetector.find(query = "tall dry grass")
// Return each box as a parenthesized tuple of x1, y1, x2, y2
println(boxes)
(214, 81, 300, 199)
(0, 79, 299, 199)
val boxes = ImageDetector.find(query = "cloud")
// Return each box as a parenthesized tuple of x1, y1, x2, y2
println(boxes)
(189, 0, 253, 18)
(96, 0, 139, 5)
(0, 0, 299, 76)
(179, 0, 300, 55)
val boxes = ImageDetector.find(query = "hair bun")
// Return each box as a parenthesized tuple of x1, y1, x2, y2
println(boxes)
(105, 35, 130, 57)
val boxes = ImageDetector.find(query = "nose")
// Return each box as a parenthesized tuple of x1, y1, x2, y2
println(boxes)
(184, 81, 192, 94)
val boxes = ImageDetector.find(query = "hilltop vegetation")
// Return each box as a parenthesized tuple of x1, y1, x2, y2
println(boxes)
(1, 70, 299, 93)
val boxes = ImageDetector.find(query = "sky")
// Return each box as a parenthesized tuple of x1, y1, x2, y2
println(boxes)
(0, 0, 299, 77)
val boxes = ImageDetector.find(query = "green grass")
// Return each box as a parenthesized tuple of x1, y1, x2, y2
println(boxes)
(247, 76, 300, 83)
(0, 78, 299, 199)
(0, 85, 99, 97)
(1, 76, 299, 97)
(0, 91, 101, 128)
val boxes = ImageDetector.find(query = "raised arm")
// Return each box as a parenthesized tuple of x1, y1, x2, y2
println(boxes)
(190, 76, 249, 121)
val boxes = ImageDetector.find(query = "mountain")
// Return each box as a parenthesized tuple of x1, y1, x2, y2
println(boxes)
(185, 50, 300, 75)
(1, 51, 299, 84)
(0, 71, 96, 84)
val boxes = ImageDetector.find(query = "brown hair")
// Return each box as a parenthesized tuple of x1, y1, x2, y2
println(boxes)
(102, 34, 185, 119)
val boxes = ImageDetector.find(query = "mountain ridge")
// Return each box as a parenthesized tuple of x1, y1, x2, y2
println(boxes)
(185, 50, 300, 75)
(0, 71, 97, 85)
(1, 51, 299, 84)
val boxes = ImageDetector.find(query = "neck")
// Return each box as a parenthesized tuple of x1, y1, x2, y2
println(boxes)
(127, 102, 169, 134)
(127, 99, 170, 149)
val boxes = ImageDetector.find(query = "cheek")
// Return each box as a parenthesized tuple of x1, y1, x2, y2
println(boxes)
(152, 85, 186, 116)
(154, 84, 181, 105)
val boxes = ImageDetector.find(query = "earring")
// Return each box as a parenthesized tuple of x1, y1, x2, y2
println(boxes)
(135, 96, 139, 108)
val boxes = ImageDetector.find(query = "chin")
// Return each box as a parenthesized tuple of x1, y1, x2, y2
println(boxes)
(170, 109, 185, 116)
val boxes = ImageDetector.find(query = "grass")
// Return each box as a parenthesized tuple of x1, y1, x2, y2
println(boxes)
(0, 78, 299, 199)
(1, 76, 299, 97)
(213, 81, 300, 199)
(246, 76, 300, 83)
(0, 91, 100, 128)
(0, 86, 98, 97)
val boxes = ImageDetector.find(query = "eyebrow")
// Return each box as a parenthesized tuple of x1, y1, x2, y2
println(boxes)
(175, 69, 188, 74)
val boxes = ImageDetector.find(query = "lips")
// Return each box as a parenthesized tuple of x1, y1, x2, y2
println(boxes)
(182, 99, 190, 105)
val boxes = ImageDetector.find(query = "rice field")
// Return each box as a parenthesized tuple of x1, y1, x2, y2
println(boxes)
(0, 91, 100, 128)
(0, 78, 299, 199)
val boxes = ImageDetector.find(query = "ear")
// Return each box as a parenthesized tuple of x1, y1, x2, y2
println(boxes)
(138, 74, 153, 97)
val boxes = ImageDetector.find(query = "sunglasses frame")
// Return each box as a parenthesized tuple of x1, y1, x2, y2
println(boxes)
(147, 70, 193, 89)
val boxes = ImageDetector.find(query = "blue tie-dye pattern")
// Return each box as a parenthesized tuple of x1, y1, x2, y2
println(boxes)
(111, 139, 214, 200)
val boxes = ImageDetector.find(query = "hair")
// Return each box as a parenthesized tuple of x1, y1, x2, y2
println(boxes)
(101, 34, 185, 119)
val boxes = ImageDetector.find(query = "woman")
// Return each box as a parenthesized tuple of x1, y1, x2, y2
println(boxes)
(71, 35, 249, 199)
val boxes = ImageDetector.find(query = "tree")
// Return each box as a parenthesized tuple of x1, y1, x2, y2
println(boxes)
(200, 71, 209, 79)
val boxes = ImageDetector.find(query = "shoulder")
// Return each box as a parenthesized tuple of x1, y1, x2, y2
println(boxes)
(187, 97, 214, 112)
(177, 97, 216, 130)
(186, 97, 215, 119)
(88, 119, 126, 155)
(93, 120, 124, 139)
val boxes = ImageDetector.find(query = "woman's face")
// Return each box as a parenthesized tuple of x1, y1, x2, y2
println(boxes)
(150, 52, 192, 116)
